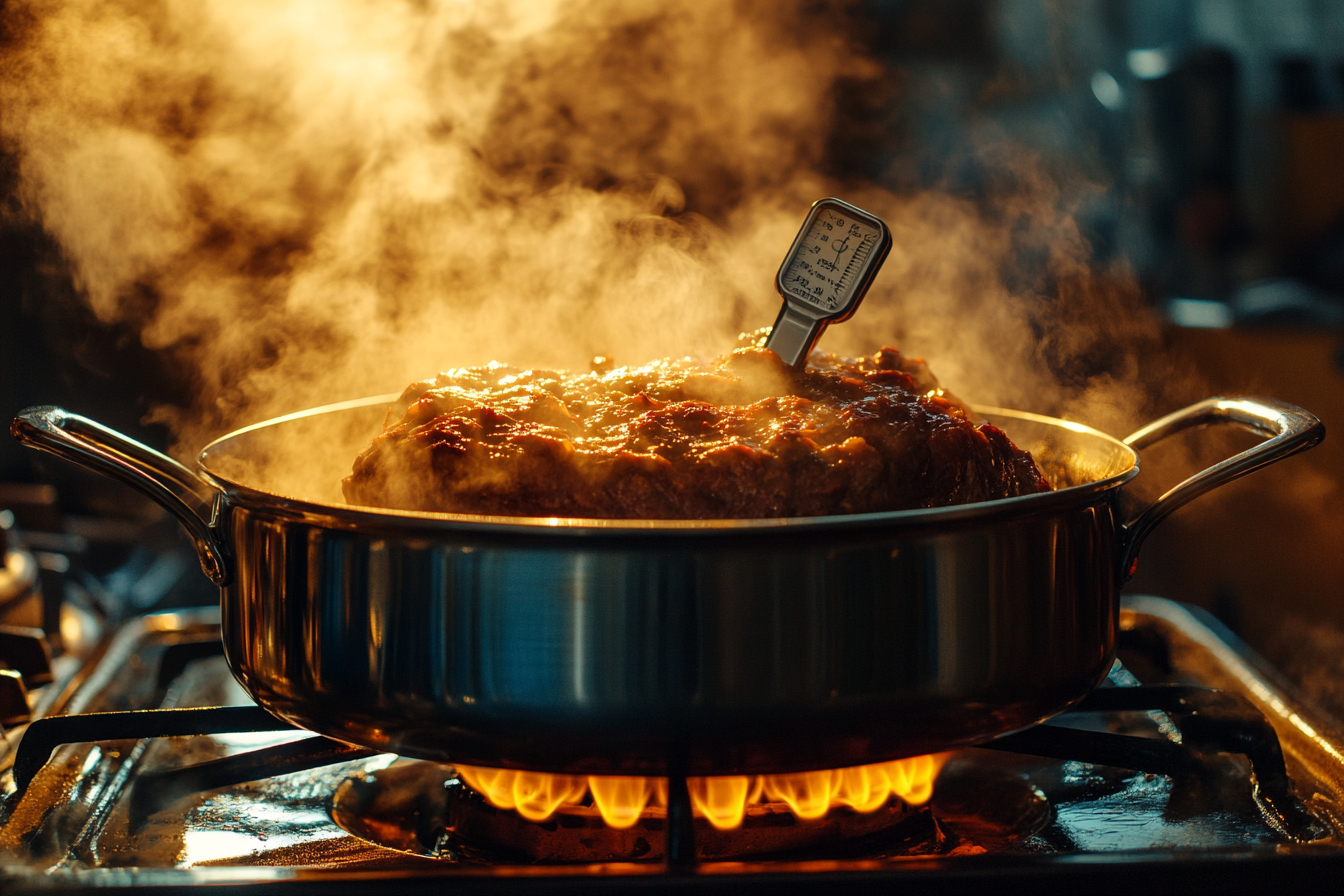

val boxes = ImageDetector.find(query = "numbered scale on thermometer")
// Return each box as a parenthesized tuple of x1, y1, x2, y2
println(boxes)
(766, 198, 892, 367)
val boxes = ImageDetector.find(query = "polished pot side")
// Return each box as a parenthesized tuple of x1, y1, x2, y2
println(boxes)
(13, 397, 1320, 778)
(220, 497, 1119, 776)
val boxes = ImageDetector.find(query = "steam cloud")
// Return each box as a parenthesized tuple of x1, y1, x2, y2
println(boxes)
(0, 0, 1184, 466)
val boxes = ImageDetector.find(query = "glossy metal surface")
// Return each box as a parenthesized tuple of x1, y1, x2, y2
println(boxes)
(221, 493, 1118, 774)
(9, 409, 226, 583)
(7, 598, 1344, 888)
(1119, 398, 1323, 573)
(9, 397, 1323, 775)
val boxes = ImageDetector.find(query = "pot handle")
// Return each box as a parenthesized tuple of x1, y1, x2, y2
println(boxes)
(1118, 397, 1324, 581)
(10, 406, 230, 586)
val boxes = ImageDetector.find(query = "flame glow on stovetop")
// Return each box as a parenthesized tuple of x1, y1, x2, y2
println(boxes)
(454, 754, 949, 830)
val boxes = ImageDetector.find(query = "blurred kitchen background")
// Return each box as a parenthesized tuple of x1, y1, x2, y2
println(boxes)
(2, 1, 1342, 706)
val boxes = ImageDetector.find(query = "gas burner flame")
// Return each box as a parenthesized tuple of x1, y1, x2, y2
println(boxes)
(454, 754, 950, 830)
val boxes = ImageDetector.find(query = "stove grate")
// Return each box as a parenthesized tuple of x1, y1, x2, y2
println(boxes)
(8, 681, 1326, 862)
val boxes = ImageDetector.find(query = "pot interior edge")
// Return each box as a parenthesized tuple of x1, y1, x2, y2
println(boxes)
(198, 400, 1139, 535)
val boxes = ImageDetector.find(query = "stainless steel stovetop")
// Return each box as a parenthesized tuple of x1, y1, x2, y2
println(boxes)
(3, 587, 1344, 893)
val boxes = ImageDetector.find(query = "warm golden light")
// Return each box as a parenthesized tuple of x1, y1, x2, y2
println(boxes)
(762, 769, 835, 820)
(455, 754, 950, 830)
(687, 775, 754, 831)
(454, 766, 587, 822)
(832, 763, 892, 813)
(587, 775, 656, 829)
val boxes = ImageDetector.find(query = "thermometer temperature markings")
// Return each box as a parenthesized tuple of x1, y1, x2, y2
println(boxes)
(784, 250, 842, 309)
(836, 235, 877, 292)
(784, 217, 875, 309)
(768, 198, 891, 368)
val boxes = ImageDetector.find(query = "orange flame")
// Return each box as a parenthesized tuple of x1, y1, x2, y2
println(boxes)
(453, 766, 588, 822)
(587, 775, 657, 829)
(455, 754, 950, 830)
(687, 775, 762, 830)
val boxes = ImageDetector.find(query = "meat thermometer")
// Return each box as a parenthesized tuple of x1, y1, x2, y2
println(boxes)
(765, 198, 892, 367)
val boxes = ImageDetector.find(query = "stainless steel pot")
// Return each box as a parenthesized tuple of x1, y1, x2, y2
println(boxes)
(10, 396, 1322, 776)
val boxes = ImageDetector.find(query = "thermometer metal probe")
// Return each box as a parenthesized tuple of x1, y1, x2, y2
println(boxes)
(765, 198, 892, 367)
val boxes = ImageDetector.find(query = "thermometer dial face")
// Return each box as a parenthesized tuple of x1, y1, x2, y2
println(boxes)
(775, 199, 891, 321)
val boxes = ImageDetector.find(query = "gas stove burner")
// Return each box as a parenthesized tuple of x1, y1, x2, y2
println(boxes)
(328, 756, 1050, 863)
(5, 597, 1344, 892)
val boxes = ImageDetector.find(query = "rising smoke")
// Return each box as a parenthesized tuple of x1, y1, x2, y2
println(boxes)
(0, 0, 1185, 471)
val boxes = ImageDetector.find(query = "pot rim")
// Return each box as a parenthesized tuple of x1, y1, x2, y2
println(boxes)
(197, 394, 1138, 538)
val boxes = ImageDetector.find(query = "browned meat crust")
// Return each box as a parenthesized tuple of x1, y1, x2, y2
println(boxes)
(342, 347, 1051, 518)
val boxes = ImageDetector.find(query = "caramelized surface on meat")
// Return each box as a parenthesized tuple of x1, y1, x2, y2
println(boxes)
(342, 347, 1052, 518)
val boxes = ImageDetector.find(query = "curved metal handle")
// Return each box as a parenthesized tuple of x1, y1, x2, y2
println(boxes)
(10, 407, 231, 585)
(1118, 397, 1324, 580)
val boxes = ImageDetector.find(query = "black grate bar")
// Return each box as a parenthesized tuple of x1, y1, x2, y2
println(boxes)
(983, 686, 1324, 840)
(128, 735, 379, 826)
(665, 773, 696, 870)
(1078, 684, 1232, 713)
(978, 724, 1198, 777)
(12, 705, 298, 793)
(155, 636, 226, 690)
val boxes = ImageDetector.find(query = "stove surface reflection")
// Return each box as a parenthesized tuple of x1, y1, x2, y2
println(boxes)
(2, 596, 1344, 893)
